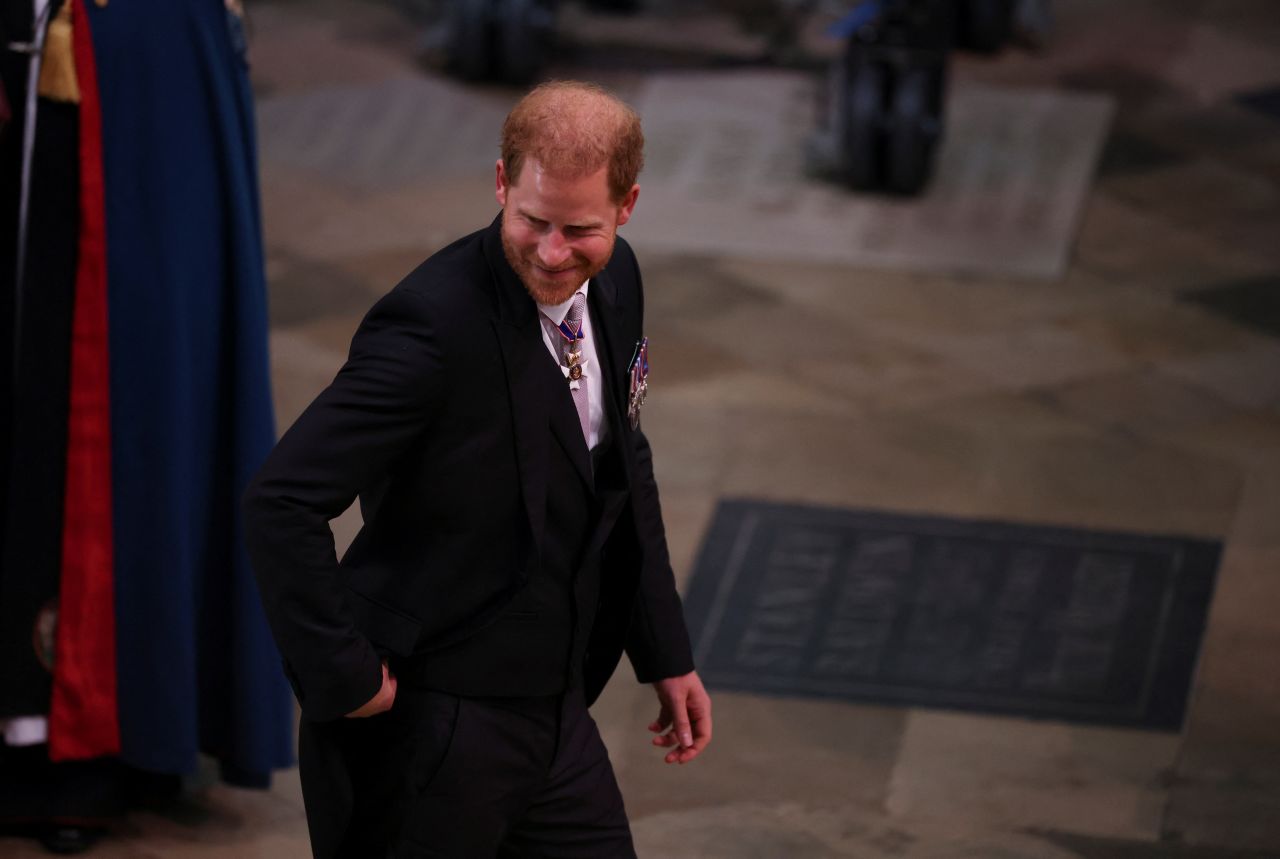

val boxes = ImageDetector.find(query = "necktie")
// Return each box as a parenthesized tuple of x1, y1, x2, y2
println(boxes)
(556, 293, 591, 446)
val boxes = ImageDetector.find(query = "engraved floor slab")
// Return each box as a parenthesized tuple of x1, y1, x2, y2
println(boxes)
(626, 72, 1114, 279)
(684, 500, 1220, 730)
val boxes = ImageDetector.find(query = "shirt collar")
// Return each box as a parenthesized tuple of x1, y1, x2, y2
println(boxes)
(536, 281, 590, 326)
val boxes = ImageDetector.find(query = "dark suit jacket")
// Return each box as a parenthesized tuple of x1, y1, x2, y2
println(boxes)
(243, 215, 694, 722)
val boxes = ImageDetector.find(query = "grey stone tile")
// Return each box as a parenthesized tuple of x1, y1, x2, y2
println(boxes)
(247, 1, 424, 96)
(256, 76, 513, 192)
(267, 256, 377, 328)
(1096, 128, 1189, 177)
(327, 247, 443, 297)
(1043, 370, 1239, 440)
(643, 399, 741, 495)
(1160, 341, 1280, 411)
(716, 258, 1092, 331)
(640, 255, 782, 326)
(719, 409, 1243, 538)
(129, 830, 313, 859)
(916, 322, 1133, 393)
(1133, 100, 1280, 159)
(620, 692, 906, 822)
(259, 163, 379, 259)
(1155, 412, 1280, 473)
(631, 802, 1087, 858)
(109, 783, 311, 859)
(1165, 470, 1280, 850)
(271, 175, 498, 263)
(271, 766, 305, 815)
(1105, 157, 1278, 226)
(1126, 17, 1280, 103)
(267, 326, 349, 431)
(1054, 296, 1254, 364)
(1044, 830, 1280, 859)
(1162, 776, 1280, 853)
(1073, 193, 1276, 291)
(1221, 137, 1280, 187)
(798, 354, 998, 414)
(886, 711, 1180, 840)
(1101, 158, 1280, 262)
(1059, 67, 1185, 115)
(1157, 21, 1280, 103)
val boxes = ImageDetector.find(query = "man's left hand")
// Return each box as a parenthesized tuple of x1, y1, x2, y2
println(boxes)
(648, 670, 712, 765)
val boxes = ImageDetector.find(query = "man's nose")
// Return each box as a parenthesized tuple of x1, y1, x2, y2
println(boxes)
(537, 231, 571, 269)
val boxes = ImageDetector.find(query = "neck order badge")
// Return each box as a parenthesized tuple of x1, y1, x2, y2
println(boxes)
(552, 293, 591, 443)
(555, 318, 586, 382)
(552, 293, 588, 386)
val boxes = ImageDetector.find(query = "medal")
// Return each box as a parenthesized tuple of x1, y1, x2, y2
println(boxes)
(551, 314, 589, 389)
(627, 337, 650, 430)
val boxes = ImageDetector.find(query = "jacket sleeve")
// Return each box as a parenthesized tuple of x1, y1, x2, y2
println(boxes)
(618, 247, 696, 683)
(624, 429, 696, 682)
(243, 286, 446, 721)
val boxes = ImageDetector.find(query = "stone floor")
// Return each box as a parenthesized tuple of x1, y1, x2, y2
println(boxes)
(6, 0, 1279, 856)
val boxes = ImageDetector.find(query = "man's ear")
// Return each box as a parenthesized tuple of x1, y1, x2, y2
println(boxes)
(495, 159, 508, 207)
(615, 184, 640, 227)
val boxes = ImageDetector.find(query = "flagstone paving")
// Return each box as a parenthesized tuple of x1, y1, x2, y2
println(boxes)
(6, 0, 1278, 856)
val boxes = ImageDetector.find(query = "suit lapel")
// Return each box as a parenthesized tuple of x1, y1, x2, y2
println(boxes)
(486, 219, 551, 566)
(485, 218, 594, 568)
(493, 319, 551, 564)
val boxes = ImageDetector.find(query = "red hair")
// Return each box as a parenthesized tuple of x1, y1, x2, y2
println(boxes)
(501, 81, 644, 203)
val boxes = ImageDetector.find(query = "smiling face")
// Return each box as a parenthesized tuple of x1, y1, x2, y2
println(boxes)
(496, 157, 639, 306)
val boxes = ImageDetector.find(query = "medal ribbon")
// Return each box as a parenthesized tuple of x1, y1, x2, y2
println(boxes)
(630, 337, 649, 388)
(554, 317, 584, 344)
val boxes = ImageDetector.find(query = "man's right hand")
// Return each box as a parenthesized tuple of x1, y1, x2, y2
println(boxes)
(345, 661, 397, 718)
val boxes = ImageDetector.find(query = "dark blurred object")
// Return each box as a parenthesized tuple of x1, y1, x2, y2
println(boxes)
(1012, 0, 1053, 48)
(1236, 85, 1280, 121)
(808, 0, 1046, 195)
(587, 0, 640, 12)
(956, 0, 1012, 52)
(1, 0, 81, 734)
(38, 826, 102, 855)
(410, 0, 1046, 93)
(430, 0, 559, 84)
(421, 0, 662, 85)
(808, 0, 951, 195)
(0, 73, 10, 138)
(0, 742, 184, 855)
(0, 743, 123, 854)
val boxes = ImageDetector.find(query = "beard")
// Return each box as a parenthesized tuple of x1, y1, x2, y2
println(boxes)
(501, 224, 615, 306)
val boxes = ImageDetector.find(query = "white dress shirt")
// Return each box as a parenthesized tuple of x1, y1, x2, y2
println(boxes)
(536, 283, 609, 452)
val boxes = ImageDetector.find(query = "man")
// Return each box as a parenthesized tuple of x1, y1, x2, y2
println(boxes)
(243, 81, 712, 858)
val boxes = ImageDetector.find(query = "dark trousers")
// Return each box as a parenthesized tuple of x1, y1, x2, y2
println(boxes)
(298, 686, 636, 859)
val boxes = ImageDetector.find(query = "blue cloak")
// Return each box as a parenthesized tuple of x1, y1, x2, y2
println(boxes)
(85, 0, 293, 783)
